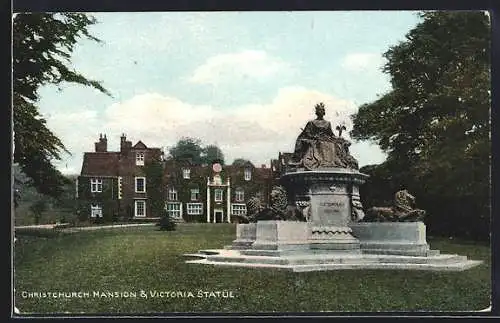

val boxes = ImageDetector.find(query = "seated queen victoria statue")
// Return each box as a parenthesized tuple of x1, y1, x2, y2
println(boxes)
(289, 102, 358, 170)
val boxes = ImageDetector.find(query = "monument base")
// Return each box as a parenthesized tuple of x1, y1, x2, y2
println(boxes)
(184, 221, 482, 272)
(351, 222, 433, 256)
(227, 223, 257, 250)
(309, 226, 360, 250)
(250, 220, 310, 251)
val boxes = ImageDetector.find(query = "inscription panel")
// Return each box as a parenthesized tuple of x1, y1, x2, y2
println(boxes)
(310, 193, 350, 227)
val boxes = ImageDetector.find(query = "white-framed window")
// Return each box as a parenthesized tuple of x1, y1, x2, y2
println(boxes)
(135, 200, 146, 217)
(135, 177, 146, 193)
(136, 152, 145, 166)
(182, 168, 191, 179)
(166, 202, 182, 218)
(90, 204, 102, 218)
(190, 188, 200, 201)
(168, 187, 178, 201)
(213, 174, 222, 185)
(215, 189, 223, 202)
(244, 168, 252, 181)
(90, 178, 103, 193)
(235, 188, 244, 202)
(117, 176, 123, 199)
(187, 203, 203, 215)
(232, 203, 247, 216)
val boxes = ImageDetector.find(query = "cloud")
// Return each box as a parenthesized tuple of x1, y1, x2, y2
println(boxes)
(341, 53, 386, 72)
(45, 108, 102, 174)
(188, 50, 291, 85)
(48, 86, 386, 174)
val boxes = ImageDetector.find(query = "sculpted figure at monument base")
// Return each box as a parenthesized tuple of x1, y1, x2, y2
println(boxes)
(235, 186, 307, 224)
(363, 189, 426, 222)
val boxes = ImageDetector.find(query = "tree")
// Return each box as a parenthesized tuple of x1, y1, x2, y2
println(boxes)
(13, 13, 111, 199)
(30, 199, 48, 225)
(158, 210, 177, 231)
(144, 160, 165, 217)
(50, 175, 78, 222)
(232, 158, 254, 167)
(351, 12, 490, 240)
(202, 144, 225, 165)
(167, 137, 204, 165)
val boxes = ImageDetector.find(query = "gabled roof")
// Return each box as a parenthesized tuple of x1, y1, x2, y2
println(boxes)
(133, 141, 148, 149)
(80, 152, 120, 176)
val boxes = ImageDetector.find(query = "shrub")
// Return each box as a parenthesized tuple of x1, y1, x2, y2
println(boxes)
(158, 213, 176, 231)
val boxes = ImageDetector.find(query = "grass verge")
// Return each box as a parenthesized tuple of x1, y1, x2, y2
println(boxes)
(14, 223, 491, 314)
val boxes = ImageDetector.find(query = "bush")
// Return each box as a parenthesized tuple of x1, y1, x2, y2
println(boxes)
(158, 213, 176, 231)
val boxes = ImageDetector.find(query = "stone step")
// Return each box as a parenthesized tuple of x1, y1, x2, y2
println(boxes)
(361, 248, 442, 257)
(291, 260, 484, 272)
(190, 258, 483, 272)
(366, 254, 468, 265)
(427, 249, 440, 256)
(200, 252, 469, 267)
(240, 248, 361, 257)
(198, 249, 225, 255)
(189, 248, 475, 266)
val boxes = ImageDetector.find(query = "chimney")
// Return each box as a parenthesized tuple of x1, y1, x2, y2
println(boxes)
(95, 133, 108, 152)
(120, 133, 132, 154)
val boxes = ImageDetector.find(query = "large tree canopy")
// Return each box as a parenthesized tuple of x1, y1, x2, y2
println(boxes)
(232, 158, 254, 167)
(167, 137, 205, 165)
(13, 13, 111, 198)
(167, 137, 225, 166)
(351, 11, 490, 240)
(202, 144, 225, 165)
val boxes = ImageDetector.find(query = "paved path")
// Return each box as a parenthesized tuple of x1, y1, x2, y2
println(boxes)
(14, 223, 156, 233)
(15, 224, 60, 230)
(60, 223, 155, 232)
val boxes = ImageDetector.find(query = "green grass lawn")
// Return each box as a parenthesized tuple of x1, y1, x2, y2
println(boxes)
(14, 223, 491, 314)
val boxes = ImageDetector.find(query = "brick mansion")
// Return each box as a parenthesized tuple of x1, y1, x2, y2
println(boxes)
(77, 134, 289, 223)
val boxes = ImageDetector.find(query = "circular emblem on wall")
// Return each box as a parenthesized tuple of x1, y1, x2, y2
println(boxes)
(212, 163, 222, 173)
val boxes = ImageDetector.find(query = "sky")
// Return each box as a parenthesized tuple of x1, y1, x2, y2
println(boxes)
(33, 11, 423, 174)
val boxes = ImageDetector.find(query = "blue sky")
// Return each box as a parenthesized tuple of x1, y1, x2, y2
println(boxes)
(33, 11, 423, 174)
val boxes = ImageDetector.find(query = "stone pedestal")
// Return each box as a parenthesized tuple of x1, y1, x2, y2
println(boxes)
(280, 169, 368, 251)
(251, 220, 310, 251)
(351, 222, 431, 256)
(230, 223, 257, 249)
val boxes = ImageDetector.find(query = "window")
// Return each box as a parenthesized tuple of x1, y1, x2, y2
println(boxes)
(90, 204, 102, 218)
(235, 189, 244, 202)
(168, 187, 178, 201)
(166, 202, 182, 218)
(187, 203, 203, 215)
(136, 152, 145, 166)
(90, 178, 103, 193)
(190, 188, 200, 201)
(135, 200, 146, 217)
(244, 168, 252, 181)
(135, 177, 146, 193)
(232, 204, 247, 216)
(182, 168, 191, 179)
(213, 174, 222, 185)
(215, 189, 223, 202)
(117, 177, 122, 199)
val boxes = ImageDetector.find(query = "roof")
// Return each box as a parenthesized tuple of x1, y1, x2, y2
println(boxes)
(80, 152, 120, 176)
(133, 141, 148, 149)
(162, 161, 272, 181)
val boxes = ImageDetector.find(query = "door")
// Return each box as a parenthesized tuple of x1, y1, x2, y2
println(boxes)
(214, 210, 223, 223)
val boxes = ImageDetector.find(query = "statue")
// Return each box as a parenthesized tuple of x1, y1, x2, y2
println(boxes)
(363, 189, 426, 222)
(235, 186, 307, 223)
(336, 137, 359, 170)
(351, 198, 365, 221)
(236, 196, 263, 223)
(289, 102, 359, 170)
